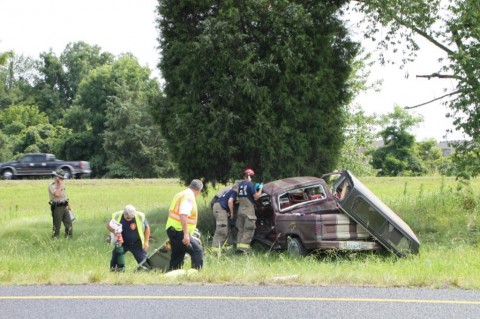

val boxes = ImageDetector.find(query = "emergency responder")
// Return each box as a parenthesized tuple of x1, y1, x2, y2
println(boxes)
(165, 179, 204, 271)
(211, 185, 238, 253)
(235, 168, 263, 254)
(107, 205, 150, 271)
(48, 169, 73, 239)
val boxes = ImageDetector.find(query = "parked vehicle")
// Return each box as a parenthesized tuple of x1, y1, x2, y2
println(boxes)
(252, 171, 420, 257)
(0, 153, 91, 180)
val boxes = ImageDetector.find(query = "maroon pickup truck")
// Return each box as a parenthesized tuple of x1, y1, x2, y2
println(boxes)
(0, 153, 91, 180)
(252, 171, 420, 257)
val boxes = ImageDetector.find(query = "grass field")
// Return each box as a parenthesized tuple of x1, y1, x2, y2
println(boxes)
(1, 176, 480, 289)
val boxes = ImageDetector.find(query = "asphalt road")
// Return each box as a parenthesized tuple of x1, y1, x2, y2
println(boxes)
(1, 285, 479, 319)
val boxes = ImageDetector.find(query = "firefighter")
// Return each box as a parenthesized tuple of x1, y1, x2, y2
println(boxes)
(107, 205, 150, 271)
(165, 179, 204, 271)
(235, 168, 263, 254)
(211, 185, 238, 253)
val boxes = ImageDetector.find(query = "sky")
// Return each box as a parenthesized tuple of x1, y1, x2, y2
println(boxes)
(0, 0, 466, 142)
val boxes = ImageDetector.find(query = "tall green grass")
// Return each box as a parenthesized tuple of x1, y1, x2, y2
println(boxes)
(1, 176, 479, 288)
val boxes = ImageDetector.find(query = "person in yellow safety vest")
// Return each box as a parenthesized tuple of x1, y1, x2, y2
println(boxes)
(236, 168, 263, 254)
(107, 204, 150, 271)
(165, 179, 204, 271)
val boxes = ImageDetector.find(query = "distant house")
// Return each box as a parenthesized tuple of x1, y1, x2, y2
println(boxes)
(437, 141, 455, 156)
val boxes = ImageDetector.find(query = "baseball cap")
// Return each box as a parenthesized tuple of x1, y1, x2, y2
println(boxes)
(244, 168, 255, 176)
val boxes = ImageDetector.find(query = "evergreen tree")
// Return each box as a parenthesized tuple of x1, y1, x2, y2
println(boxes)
(155, 0, 357, 186)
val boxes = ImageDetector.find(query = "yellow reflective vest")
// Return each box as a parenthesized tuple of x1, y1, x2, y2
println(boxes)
(112, 211, 146, 247)
(165, 189, 198, 234)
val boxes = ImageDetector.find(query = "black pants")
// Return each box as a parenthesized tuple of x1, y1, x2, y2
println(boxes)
(166, 227, 203, 271)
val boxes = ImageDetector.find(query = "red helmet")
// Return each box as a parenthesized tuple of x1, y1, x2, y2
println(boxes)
(244, 168, 255, 176)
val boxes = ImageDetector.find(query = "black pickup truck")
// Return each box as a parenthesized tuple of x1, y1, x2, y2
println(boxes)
(0, 153, 91, 180)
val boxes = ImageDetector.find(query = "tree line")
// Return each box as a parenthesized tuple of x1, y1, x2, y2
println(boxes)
(0, 43, 176, 178)
(1, 0, 476, 185)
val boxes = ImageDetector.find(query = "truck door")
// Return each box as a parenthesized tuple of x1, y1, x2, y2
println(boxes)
(44, 154, 57, 174)
(16, 154, 34, 175)
(34, 154, 51, 175)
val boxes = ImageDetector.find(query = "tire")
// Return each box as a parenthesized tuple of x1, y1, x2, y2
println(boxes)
(2, 169, 14, 180)
(287, 237, 307, 257)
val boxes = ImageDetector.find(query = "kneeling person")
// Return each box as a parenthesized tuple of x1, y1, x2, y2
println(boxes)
(107, 205, 150, 271)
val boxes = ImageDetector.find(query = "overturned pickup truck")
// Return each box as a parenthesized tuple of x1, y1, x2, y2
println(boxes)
(253, 171, 420, 257)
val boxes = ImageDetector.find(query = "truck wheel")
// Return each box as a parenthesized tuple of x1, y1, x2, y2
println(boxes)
(287, 237, 307, 257)
(2, 169, 14, 180)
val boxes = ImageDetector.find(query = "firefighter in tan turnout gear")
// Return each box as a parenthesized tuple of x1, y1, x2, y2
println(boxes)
(235, 168, 263, 254)
(211, 185, 238, 253)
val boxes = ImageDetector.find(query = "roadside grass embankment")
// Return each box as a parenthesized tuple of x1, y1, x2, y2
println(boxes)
(1, 176, 479, 288)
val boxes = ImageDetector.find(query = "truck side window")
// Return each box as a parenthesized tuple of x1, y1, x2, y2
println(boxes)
(20, 155, 32, 163)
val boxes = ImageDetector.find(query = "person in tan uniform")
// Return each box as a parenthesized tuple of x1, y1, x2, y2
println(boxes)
(48, 169, 73, 239)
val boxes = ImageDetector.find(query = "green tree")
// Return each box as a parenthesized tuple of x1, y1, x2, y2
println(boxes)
(70, 54, 168, 176)
(337, 50, 381, 176)
(0, 51, 12, 65)
(32, 51, 67, 122)
(0, 52, 36, 109)
(155, 0, 357, 187)
(414, 139, 443, 174)
(450, 142, 480, 179)
(57, 105, 97, 165)
(33, 42, 114, 123)
(370, 106, 424, 176)
(0, 131, 10, 162)
(1, 45, 166, 177)
(63, 62, 117, 175)
(351, 0, 480, 178)
(0, 104, 68, 156)
(60, 42, 114, 104)
(338, 105, 378, 176)
(0, 104, 49, 127)
(103, 92, 176, 178)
